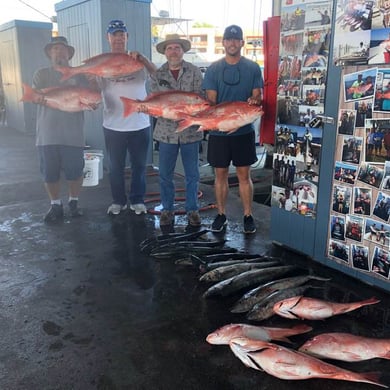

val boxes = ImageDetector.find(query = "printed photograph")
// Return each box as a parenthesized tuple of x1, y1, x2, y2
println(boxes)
(343, 69, 377, 102)
(372, 191, 390, 222)
(364, 218, 390, 247)
(334, 161, 358, 185)
(345, 214, 364, 242)
(371, 246, 390, 278)
(373, 69, 390, 112)
(292, 179, 318, 216)
(333, 30, 370, 66)
(381, 161, 390, 189)
(341, 135, 363, 165)
(332, 184, 352, 214)
(338, 109, 356, 135)
(368, 27, 390, 65)
(355, 100, 373, 127)
(353, 186, 372, 215)
(351, 244, 370, 272)
(330, 214, 345, 241)
(365, 118, 390, 163)
(328, 239, 349, 263)
(357, 162, 384, 188)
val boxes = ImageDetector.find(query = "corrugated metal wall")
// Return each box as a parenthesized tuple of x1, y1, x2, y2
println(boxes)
(0, 20, 52, 133)
(55, 0, 153, 157)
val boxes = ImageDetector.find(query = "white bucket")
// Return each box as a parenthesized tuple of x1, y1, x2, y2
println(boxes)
(84, 150, 104, 180)
(82, 156, 99, 187)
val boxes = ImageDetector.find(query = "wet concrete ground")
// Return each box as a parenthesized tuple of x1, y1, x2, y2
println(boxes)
(0, 126, 389, 390)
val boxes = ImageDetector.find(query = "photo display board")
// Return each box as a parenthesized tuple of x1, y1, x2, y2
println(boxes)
(273, 0, 333, 218)
(326, 1, 390, 283)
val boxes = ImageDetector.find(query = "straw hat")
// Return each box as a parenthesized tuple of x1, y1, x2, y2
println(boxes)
(44, 36, 75, 60)
(156, 34, 191, 54)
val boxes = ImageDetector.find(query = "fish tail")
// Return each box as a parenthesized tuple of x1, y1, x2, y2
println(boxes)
(364, 296, 380, 305)
(120, 96, 138, 117)
(358, 372, 387, 388)
(20, 83, 37, 102)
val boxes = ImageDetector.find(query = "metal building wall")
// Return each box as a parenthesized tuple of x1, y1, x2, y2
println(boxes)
(55, 0, 153, 157)
(0, 20, 52, 133)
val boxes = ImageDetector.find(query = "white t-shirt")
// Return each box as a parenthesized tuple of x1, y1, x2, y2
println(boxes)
(100, 69, 150, 131)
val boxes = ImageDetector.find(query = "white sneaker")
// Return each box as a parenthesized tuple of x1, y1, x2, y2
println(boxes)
(107, 203, 127, 215)
(130, 203, 147, 215)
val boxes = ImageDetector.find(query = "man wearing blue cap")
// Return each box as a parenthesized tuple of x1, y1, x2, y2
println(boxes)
(202, 25, 263, 234)
(100, 20, 156, 216)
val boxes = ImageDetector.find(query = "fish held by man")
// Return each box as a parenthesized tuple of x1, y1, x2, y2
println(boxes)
(175, 101, 263, 133)
(120, 91, 210, 120)
(298, 332, 390, 362)
(21, 83, 101, 112)
(55, 53, 144, 81)
(229, 338, 387, 387)
(273, 295, 380, 320)
(206, 323, 312, 345)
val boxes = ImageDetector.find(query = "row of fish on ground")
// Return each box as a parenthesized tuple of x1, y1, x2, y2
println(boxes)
(20, 53, 263, 132)
(140, 229, 389, 388)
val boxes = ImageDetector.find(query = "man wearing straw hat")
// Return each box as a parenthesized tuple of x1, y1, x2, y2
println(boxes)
(150, 34, 204, 230)
(33, 36, 93, 223)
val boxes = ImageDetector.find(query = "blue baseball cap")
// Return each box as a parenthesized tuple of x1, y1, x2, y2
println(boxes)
(107, 20, 127, 34)
(223, 25, 243, 40)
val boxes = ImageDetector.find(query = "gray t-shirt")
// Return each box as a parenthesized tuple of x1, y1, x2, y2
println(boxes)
(32, 67, 86, 147)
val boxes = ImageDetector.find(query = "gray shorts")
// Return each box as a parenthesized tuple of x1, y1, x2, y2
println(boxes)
(38, 145, 84, 182)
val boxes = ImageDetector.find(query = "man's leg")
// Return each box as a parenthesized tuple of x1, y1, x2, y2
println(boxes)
(236, 165, 253, 216)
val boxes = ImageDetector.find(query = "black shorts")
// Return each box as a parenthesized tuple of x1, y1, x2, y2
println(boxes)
(207, 132, 258, 168)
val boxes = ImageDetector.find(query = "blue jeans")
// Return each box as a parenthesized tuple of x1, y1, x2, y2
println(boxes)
(104, 127, 150, 205)
(159, 141, 200, 212)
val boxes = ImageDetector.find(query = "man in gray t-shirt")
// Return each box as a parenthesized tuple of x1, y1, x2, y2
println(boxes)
(32, 36, 91, 223)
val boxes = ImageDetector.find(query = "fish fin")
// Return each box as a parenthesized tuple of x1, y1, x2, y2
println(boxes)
(274, 336, 293, 344)
(20, 83, 36, 102)
(176, 119, 193, 132)
(358, 372, 387, 388)
(120, 96, 139, 117)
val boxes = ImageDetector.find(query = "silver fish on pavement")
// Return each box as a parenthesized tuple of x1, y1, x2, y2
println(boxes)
(246, 284, 317, 322)
(199, 260, 282, 283)
(203, 265, 297, 298)
(231, 275, 330, 314)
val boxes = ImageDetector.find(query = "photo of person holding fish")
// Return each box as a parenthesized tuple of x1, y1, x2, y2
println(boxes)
(148, 34, 204, 229)
(202, 25, 263, 234)
(32, 36, 99, 223)
(99, 20, 157, 216)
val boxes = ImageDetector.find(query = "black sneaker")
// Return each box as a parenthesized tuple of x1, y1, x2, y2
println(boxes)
(68, 200, 83, 217)
(243, 215, 256, 234)
(44, 204, 64, 223)
(211, 213, 227, 232)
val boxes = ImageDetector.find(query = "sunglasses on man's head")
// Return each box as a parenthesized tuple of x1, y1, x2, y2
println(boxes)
(108, 21, 126, 29)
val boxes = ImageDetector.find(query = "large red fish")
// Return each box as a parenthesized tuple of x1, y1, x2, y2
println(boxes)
(206, 323, 312, 345)
(55, 53, 144, 81)
(175, 101, 263, 132)
(272, 295, 379, 320)
(120, 91, 210, 120)
(299, 332, 390, 362)
(21, 83, 101, 112)
(229, 338, 387, 387)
